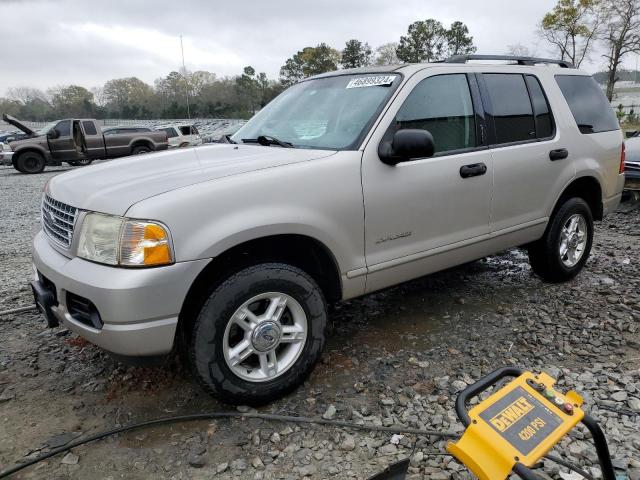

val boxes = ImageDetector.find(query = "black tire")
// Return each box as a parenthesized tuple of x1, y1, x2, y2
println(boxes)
(528, 197, 593, 283)
(72, 158, 93, 166)
(132, 145, 151, 155)
(190, 263, 327, 405)
(14, 151, 45, 174)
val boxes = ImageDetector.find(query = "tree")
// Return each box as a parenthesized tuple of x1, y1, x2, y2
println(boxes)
(48, 85, 94, 117)
(280, 44, 341, 85)
(506, 43, 536, 57)
(375, 42, 400, 65)
(103, 77, 154, 118)
(445, 21, 477, 57)
(396, 19, 447, 63)
(539, 0, 602, 68)
(341, 39, 373, 68)
(602, 0, 640, 100)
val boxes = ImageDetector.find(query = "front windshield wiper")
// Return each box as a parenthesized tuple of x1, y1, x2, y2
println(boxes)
(242, 135, 293, 148)
(221, 134, 237, 144)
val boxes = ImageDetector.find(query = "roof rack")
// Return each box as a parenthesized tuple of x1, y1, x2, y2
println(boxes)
(446, 54, 574, 69)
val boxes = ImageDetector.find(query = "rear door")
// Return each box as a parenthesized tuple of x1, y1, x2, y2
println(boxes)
(80, 120, 105, 159)
(479, 72, 574, 232)
(49, 120, 80, 162)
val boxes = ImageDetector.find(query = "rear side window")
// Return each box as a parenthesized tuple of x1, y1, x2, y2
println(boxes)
(159, 127, 178, 138)
(483, 74, 535, 144)
(525, 76, 554, 139)
(82, 121, 97, 135)
(555, 75, 619, 134)
(179, 126, 191, 135)
(394, 74, 476, 154)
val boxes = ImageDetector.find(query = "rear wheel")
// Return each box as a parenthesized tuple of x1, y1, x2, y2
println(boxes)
(528, 197, 593, 282)
(132, 145, 151, 155)
(15, 151, 45, 174)
(189, 263, 327, 405)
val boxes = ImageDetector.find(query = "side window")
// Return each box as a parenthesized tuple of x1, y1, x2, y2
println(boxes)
(55, 120, 71, 137)
(82, 121, 98, 136)
(525, 76, 554, 139)
(484, 74, 535, 144)
(179, 126, 191, 135)
(160, 127, 178, 138)
(394, 74, 476, 154)
(555, 75, 619, 134)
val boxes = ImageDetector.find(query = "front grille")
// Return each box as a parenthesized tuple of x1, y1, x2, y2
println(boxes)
(42, 194, 77, 248)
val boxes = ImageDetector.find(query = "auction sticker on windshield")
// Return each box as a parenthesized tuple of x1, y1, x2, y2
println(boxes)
(346, 76, 396, 88)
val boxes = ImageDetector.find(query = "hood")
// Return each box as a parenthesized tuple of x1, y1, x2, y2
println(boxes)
(2, 114, 35, 135)
(47, 144, 337, 215)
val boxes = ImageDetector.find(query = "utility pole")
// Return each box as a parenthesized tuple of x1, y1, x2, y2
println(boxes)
(180, 34, 191, 120)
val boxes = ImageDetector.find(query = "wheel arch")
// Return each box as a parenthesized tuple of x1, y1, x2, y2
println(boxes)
(130, 138, 154, 152)
(12, 146, 48, 165)
(552, 175, 603, 221)
(177, 233, 343, 340)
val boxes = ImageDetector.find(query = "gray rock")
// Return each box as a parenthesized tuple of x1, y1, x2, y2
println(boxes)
(188, 454, 206, 468)
(61, 452, 79, 465)
(322, 405, 337, 420)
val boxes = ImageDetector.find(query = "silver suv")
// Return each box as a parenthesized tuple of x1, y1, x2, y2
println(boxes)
(31, 55, 625, 404)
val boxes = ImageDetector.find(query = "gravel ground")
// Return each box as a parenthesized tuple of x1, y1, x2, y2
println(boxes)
(0, 163, 639, 480)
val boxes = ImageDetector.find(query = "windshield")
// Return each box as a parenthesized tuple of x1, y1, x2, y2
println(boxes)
(231, 73, 401, 150)
(36, 121, 58, 135)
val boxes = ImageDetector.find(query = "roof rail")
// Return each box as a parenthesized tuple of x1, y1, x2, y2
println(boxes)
(446, 54, 574, 69)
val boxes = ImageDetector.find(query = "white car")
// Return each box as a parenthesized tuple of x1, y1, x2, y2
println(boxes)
(155, 124, 203, 148)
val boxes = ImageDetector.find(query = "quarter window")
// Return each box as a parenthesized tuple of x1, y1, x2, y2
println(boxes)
(394, 74, 476, 154)
(484, 74, 535, 144)
(555, 75, 619, 134)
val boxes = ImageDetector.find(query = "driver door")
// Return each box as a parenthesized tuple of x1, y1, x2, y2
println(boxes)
(362, 70, 493, 292)
(48, 120, 80, 162)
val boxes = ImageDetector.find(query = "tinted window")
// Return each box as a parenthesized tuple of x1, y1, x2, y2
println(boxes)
(55, 120, 71, 137)
(179, 126, 191, 135)
(484, 74, 535, 144)
(159, 127, 178, 138)
(525, 76, 554, 139)
(82, 121, 97, 135)
(395, 74, 476, 154)
(555, 75, 619, 134)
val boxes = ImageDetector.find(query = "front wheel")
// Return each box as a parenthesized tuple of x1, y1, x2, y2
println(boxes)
(189, 263, 327, 405)
(528, 197, 593, 282)
(14, 151, 45, 174)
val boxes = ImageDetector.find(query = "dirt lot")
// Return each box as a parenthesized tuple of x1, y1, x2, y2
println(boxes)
(0, 163, 639, 480)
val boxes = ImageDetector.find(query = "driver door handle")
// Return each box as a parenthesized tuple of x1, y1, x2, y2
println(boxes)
(459, 162, 487, 179)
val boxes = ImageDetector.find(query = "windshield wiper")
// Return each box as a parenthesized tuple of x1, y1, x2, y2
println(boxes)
(221, 134, 237, 144)
(242, 135, 293, 148)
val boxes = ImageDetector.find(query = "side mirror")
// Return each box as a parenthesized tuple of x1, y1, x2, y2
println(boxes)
(47, 129, 60, 140)
(378, 129, 435, 166)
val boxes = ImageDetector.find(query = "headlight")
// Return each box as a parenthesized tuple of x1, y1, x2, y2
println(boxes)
(77, 213, 173, 267)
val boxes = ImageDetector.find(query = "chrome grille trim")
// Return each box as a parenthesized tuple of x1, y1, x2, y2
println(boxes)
(42, 194, 77, 248)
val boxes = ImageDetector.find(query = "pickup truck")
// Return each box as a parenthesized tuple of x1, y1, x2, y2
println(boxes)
(1, 114, 168, 174)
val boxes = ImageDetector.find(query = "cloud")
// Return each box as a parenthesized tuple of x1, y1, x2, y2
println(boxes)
(0, 0, 618, 95)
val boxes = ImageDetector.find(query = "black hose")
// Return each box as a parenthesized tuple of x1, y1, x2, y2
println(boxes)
(0, 411, 457, 478)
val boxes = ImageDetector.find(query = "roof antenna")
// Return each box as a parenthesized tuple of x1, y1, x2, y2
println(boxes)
(180, 34, 192, 121)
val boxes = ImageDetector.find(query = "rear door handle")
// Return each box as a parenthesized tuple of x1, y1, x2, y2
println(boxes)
(549, 148, 569, 161)
(459, 162, 488, 178)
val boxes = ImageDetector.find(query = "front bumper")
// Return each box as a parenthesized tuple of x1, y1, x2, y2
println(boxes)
(0, 150, 13, 166)
(32, 231, 209, 357)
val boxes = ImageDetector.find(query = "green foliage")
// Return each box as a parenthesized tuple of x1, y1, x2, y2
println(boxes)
(279, 44, 341, 85)
(396, 19, 476, 63)
(341, 39, 373, 68)
(49, 85, 94, 118)
(446, 21, 477, 57)
(539, 0, 601, 67)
